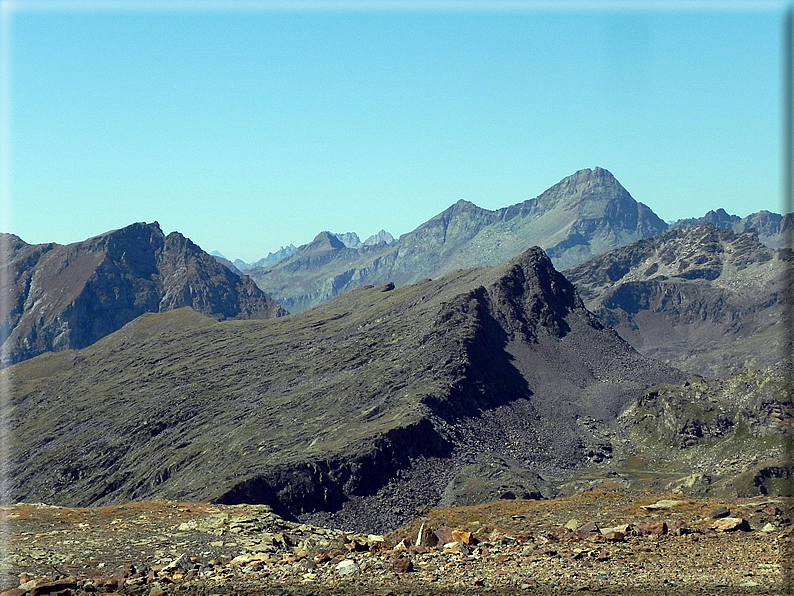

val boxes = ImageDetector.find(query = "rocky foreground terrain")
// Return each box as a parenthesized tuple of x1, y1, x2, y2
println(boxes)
(2, 491, 792, 595)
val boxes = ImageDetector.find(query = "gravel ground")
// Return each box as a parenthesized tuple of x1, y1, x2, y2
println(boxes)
(1, 491, 792, 596)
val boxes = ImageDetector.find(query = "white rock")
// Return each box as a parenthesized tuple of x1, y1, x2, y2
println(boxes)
(336, 559, 360, 576)
(641, 499, 685, 510)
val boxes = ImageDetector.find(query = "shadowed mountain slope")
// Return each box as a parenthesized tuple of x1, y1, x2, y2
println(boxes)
(4, 247, 683, 532)
(247, 167, 668, 313)
(0, 222, 286, 367)
(565, 224, 790, 377)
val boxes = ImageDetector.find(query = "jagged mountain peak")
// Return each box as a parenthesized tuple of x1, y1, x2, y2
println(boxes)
(573, 166, 616, 183)
(102, 220, 163, 241)
(363, 230, 396, 246)
(452, 198, 480, 209)
(330, 231, 362, 248)
(1, 223, 286, 366)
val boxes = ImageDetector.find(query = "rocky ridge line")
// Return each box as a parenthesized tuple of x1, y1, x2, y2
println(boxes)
(0, 222, 286, 366)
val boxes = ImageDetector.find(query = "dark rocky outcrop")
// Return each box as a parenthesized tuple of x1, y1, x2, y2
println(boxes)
(565, 224, 789, 376)
(615, 357, 794, 498)
(4, 247, 682, 532)
(0, 222, 286, 366)
(247, 167, 669, 313)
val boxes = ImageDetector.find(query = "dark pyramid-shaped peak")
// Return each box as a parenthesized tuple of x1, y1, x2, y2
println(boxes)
(307, 231, 347, 252)
(483, 246, 585, 341)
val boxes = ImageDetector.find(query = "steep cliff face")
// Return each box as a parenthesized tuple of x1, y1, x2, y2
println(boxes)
(248, 167, 669, 312)
(5, 247, 682, 532)
(0, 223, 285, 366)
(565, 225, 788, 376)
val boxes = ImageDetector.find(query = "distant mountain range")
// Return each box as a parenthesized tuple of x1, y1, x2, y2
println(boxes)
(670, 208, 792, 249)
(245, 167, 671, 313)
(0, 223, 285, 367)
(230, 230, 396, 272)
(225, 169, 789, 317)
(2, 166, 791, 531)
(4, 167, 788, 370)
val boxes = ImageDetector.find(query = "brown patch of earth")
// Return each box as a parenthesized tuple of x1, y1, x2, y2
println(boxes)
(1, 490, 791, 595)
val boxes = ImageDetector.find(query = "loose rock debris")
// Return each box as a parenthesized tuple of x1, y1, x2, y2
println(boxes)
(1, 492, 792, 595)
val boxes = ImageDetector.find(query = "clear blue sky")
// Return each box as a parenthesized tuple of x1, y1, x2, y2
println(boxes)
(2, 1, 787, 261)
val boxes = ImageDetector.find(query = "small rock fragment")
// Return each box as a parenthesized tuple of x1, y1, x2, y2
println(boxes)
(708, 507, 731, 519)
(388, 557, 413, 573)
(162, 554, 192, 572)
(575, 521, 600, 539)
(602, 531, 625, 542)
(443, 541, 470, 555)
(641, 500, 684, 510)
(636, 521, 667, 536)
(762, 504, 782, 516)
(431, 526, 455, 546)
(30, 577, 79, 596)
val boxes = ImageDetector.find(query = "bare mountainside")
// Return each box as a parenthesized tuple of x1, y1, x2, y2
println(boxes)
(247, 167, 668, 313)
(671, 208, 793, 250)
(0, 222, 286, 367)
(565, 224, 790, 377)
(613, 357, 793, 499)
(4, 248, 684, 532)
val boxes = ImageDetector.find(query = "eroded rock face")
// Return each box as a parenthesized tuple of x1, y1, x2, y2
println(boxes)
(616, 357, 794, 498)
(0, 223, 286, 366)
(565, 224, 788, 376)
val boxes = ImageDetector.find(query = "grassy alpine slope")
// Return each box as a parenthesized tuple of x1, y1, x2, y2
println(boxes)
(5, 247, 683, 533)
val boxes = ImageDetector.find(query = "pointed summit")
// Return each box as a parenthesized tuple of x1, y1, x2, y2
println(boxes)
(534, 167, 629, 212)
(306, 231, 347, 252)
(248, 167, 669, 311)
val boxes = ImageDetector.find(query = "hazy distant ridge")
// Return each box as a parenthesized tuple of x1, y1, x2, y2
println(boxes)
(245, 167, 670, 313)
